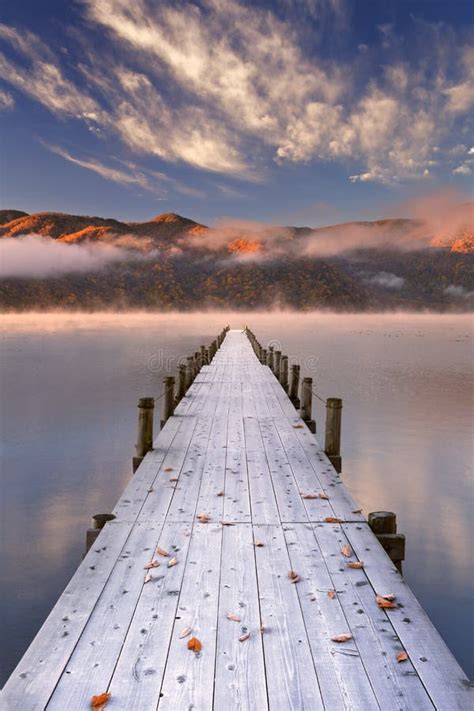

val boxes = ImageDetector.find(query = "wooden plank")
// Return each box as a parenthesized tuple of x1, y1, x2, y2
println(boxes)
(223, 414, 251, 523)
(253, 524, 324, 710)
(158, 523, 223, 709)
(113, 415, 195, 522)
(341, 522, 472, 709)
(0, 521, 133, 709)
(103, 521, 193, 709)
(214, 524, 268, 711)
(243, 417, 280, 525)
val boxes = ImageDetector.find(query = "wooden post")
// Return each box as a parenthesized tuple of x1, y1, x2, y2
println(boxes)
(262, 348, 267, 365)
(280, 355, 289, 392)
(300, 377, 316, 433)
(205, 348, 210, 366)
(274, 350, 281, 380)
(186, 356, 194, 388)
(324, 397, 342, 473)
(161, 376, 175, 427)
(212, 339, 217, 357)
(268, 346, 274, 372)
(85, 513, 116, 554)
(290, 364, 300, 408)
(194, 351, 200, 376)
(200, 345, 207, 365)
(133, 397, 154, 473)
(176, 363, 186, 403)
(368, 511, 405, 573)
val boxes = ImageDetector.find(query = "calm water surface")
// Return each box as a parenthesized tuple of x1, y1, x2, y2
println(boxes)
(0, 311, 473, 683)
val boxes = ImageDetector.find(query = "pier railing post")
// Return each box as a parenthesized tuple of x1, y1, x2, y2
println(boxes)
(262, 348, 267, 365)
(161, 376, 175, 427)
(133, 397, 154, 473)
(368, 511, 405, 573)
(274, 350, 281, 380)
(85, 513, 116, 554)
(200, 345, 207, 365)
(324, 397, 342, 472)
(301, 377, 316, 433)
(290, 364, 300, 408)
(280, 355, 289, 392)
(177, 363, 186, 403)
(268, 346, 274, 372)
(186, 356, 194, 388)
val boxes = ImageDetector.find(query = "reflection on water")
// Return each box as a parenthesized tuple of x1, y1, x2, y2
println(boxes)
(0, 311, 473, 682)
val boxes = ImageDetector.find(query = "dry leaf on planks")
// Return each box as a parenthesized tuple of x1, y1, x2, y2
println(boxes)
(376, 593, 397, 609)
(239, 632, 250, 642)
(197, 513, 210, 523)
(288, 570, 301, 583)
(397, 651, 409, 663)
(91, 692, 111, 710)
(143, 560, 160, 570)
(332, 633, 353, 643)
(187, 637, 202, 652)
(226, 612, 241, 622)
(324, 516, 344, 523)
(156, 546, 169, 557)
(341, 544, 352, 557)
(168, 557, 178, 568)
(347, 561, 364, 569)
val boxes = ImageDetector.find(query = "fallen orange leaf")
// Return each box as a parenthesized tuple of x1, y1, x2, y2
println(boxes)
(91, 692, 111, 710)
(341, 545, 352, 557)
(293, 424, 304, 429)
(221, 520, 236, 526)
(143, 560, 160, 570)
(168, 557, 178, 568)
(319, 492, 330, 500)
(187, 637, 202, 652)
(217, 490, 224, 497)
(226, 612, 241, 622)
(328, 590, 336, 599)
(332, 633, 352, 643)
(156, 546, 169, 557)
(253, 541, 264, 547)
(164, 467, 174, 472)
(170, 477, 179, 482)
(376, 594, 397, 609)
(288, 570, 300, 583)
(197, 513, 210, 523)
(239, 632, 250, 642)
(397, 651, 409, 663)
(347, 561, 364, 569)
(144, 573, 153, 584)
(301, 493, 318, 499)
(324, 517, 344, 523)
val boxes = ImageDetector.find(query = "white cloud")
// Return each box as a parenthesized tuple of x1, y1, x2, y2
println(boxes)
(366, 272, 405, 289)
(0, 5, 472, 184)
(452, 164, 472, 176)
(444, 284, 474, 299)
(0, 234, 134, 277)
(0, 87, 13, 110)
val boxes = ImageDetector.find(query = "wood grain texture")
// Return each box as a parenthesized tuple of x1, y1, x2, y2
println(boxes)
(2, 329, 470, 710)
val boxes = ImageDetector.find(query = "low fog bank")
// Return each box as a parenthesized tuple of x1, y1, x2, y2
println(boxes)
(1, 309, 473, 335)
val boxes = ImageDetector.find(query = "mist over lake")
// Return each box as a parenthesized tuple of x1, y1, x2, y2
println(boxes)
(0, 310, 473, 684)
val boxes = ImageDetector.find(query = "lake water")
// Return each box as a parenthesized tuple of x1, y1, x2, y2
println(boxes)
(0, 311, 473, 683)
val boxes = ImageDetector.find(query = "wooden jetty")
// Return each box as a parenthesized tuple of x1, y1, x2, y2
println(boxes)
(1, 329, 471, 710)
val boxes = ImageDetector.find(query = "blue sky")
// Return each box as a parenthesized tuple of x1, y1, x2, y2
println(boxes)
(0, 0, 472, 226)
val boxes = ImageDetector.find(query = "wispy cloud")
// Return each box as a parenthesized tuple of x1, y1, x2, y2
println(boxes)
(0, 87, 14, 110)
(0, 4, 473, 184)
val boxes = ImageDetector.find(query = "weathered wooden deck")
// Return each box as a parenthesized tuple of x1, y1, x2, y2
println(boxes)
(1, 329, 471, 710)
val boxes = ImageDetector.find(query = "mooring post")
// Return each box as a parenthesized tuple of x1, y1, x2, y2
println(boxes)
(85, 513, 116, 555)
(262, 348, 267, 365)
(176, 363, 186, 403)
(212, 339, 218, 357)
(133, 396, 154, 473)
(290, 364, 300, 408)
(200, 345, 207, 365)
(368, 511, 405, 573)
(194, 351, 201, 376)
(280, 355, 289, 392)
(301, 377, 316, 433)
(268, 346, 274, 372)
(324, 397, 342, 472)
(161, 376, 175, 427)
(186, 356, 194, 388)
(274, 350, 281, 380)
